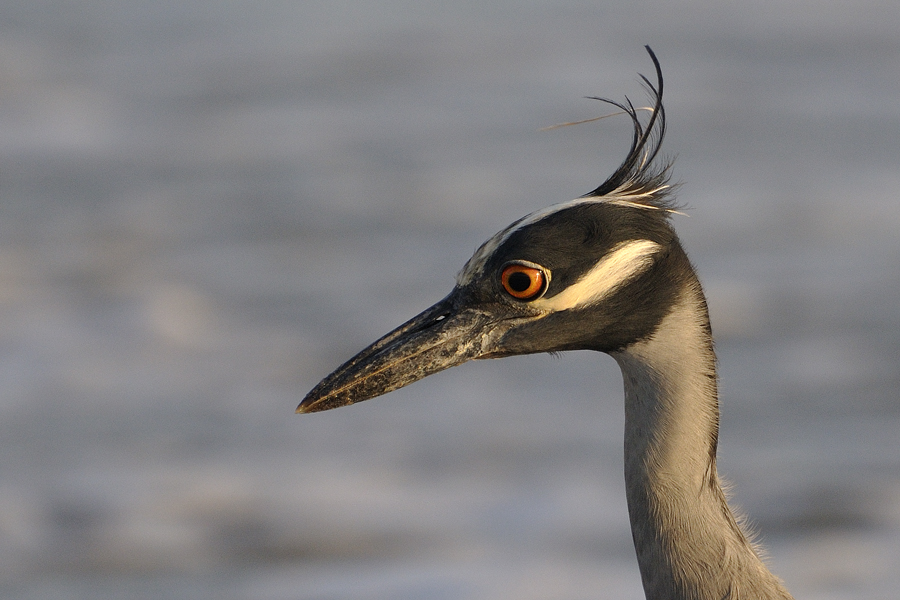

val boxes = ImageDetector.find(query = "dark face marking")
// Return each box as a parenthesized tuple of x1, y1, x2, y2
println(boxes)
(483, 202, 677, 302)
(494, 236, 697, 354)
(444, 201, 694, 358)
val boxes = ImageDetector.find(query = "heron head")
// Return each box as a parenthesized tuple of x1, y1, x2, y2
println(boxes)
(298, 47, 688, 414)
(300, 185, 697, 413)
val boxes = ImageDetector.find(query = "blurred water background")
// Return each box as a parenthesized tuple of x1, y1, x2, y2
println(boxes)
(0, 1, 898, 598)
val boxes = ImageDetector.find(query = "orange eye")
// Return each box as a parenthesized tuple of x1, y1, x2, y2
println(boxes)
(501, 263, 548, 301)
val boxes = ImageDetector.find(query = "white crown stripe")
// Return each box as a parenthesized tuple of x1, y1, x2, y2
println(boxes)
(455, 187, 672, 286)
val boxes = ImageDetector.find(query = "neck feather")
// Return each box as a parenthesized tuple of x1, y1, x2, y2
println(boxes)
(611, 281, 792, 600)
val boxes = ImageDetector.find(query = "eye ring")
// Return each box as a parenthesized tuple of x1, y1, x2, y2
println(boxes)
(500, 261, 550, 301)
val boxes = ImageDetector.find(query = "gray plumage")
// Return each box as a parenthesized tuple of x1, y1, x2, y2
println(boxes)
(300, 47, 794, 600)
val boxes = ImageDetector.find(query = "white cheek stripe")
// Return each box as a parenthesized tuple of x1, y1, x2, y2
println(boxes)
(532, 239, 661, 312)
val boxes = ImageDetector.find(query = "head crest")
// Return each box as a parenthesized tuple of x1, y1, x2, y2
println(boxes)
(456, 48, 679, 286)
(581, 46, 676, 213)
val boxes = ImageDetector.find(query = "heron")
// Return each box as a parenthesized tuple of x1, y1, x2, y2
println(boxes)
(299, 47, 794, 600)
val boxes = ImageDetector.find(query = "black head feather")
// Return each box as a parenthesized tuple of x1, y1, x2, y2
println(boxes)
(582, 46, 675, 212)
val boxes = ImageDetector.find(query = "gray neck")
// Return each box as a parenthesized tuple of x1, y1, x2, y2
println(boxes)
(611, 283, 792, 600)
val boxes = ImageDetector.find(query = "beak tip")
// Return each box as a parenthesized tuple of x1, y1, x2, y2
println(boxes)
(296, 396, 322, 414)
(296, 391, 352, 414)
(296, 390, 321, 414)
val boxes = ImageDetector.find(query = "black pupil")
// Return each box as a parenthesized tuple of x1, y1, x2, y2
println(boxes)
(508, 271, 533, 293)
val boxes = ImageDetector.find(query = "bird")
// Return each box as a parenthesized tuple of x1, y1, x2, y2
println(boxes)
(298, 47, 794, 600)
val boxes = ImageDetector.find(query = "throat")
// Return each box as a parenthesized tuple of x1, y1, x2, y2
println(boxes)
(610, 285, 786, 600)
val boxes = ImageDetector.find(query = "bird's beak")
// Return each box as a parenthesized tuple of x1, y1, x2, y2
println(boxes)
(298, 292, 502, 413)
